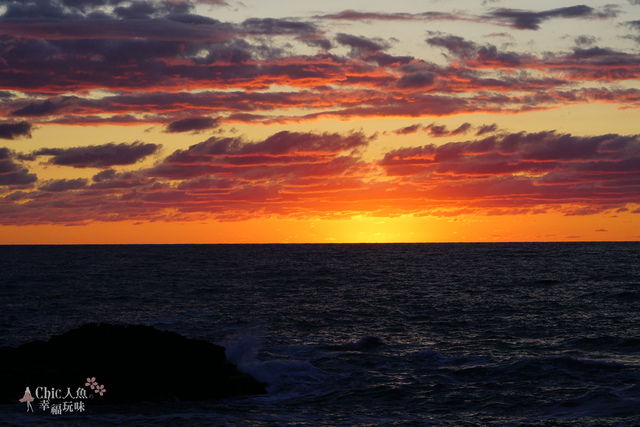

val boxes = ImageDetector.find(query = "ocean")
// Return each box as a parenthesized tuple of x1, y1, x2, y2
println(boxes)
(1, 242, 639, 426)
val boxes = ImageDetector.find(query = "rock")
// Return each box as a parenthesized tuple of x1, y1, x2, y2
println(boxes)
(355, 336, 385, 350)
(0, 323, 267, 405)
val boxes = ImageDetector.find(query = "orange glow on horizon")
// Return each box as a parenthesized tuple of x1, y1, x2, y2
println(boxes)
(1, 211, 638, 245)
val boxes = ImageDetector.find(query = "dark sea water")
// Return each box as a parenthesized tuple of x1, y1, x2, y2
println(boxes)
(1, 242, 639, 426)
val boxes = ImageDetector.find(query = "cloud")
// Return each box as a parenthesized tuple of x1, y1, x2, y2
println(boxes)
(318, 10, 400, 21)
(143, 130, 373, 185)
(392, 122, 473, 137)
(96, 85, 629, 125)
(318, 10, 424, 22)
(0, 17, 234, 42)
(575, 35, 597, 47)
(380, 132, 640, 202)
(38, 178, 88, 192)
(426, 35, 528, 66)
(303, 38, 332, 51)
(316, 9, 479, 26)
(24, 142, 161, 168)
(90, 169, 152, 189)
(0, 121, 32, 139)
(193, 130, 368, 156)
(164, 117, 220, 133)
(0, 0, 639, 227)
(2, 0, 192, 15)
(426, 35, 477, 58)
(113, 1, 160, 19)
(240, 18, 319, 37)
(0, 147, 38, 186)
(335, 33, 389, 56)
(317, 7, 614, 31)
(475, 123, 499, 136)
(393, 124, 423, 135)
(0, 1, 636, 125)
(487, 5, 605, 30)
(11, 100, 64, 117)
(190, 39, 253, 64)
(294, 94, 479, 121)
(2, 129, 640, 224)
(426, 124, 451, 137)
(397, 72, 437, 89)
(450, 123, 473, 136)
(41, 114, 159, 126)
(424, 34, 640, 86)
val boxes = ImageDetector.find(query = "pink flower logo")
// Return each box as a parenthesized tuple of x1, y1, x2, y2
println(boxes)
(85, 377, 97, 390)
(94, 384, 106, 396)
(85, 377, 106, 396)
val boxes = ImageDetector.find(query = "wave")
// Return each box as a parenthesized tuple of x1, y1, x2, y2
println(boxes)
(544, 386, 640, 420)
(225, 336, 327, 397)
(565, 336, 640, 354)
(320, 335, 387, 352)
(419, 353, 631, 381)
(418, 348, 489, 368)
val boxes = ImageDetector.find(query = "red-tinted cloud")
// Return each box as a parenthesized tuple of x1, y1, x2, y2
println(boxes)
(1, 2, 639, 226)
(0, 4, 637, 126)
(149, 130, 372, 180)
(380, 132, 640, 211)
(2, 130, 640, 225)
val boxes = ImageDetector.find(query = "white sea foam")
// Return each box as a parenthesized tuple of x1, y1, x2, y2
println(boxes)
(225, 335, 326, 396)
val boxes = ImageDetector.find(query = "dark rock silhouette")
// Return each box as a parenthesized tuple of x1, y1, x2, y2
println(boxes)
(0, 323, 267, 405)
(355, 336, 385, 350)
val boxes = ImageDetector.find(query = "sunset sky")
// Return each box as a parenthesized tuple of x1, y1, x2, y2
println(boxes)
(1, 0, 640, 243)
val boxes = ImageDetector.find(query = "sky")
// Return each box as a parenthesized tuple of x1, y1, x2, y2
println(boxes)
(1, 0, 640, 243)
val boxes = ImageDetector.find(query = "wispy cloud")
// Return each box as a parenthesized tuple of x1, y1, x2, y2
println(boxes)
(20, 142, 161, 168)
(317, 5, 618, 29)
(164, 117, 220, 133)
